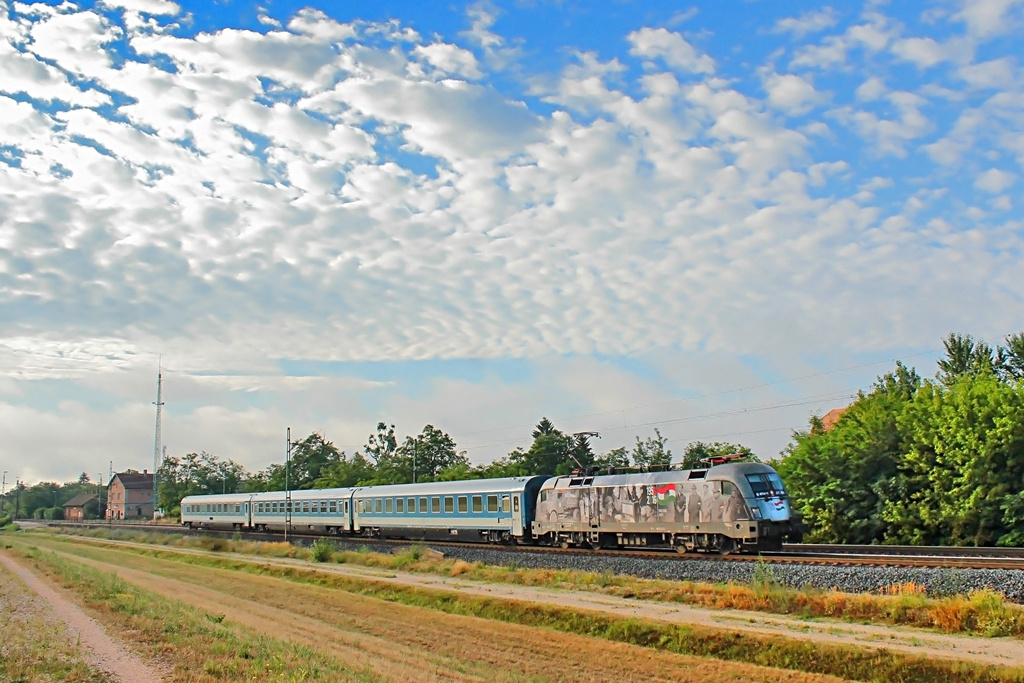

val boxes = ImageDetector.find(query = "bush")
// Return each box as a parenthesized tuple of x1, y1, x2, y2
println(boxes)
(310, 538, 334, 563)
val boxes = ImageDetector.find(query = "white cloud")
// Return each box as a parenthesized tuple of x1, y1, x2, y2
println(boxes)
(975, 168, 1016, 192)
(628, 27, 715, 75)
(99, 0, 180, 16)
(956, 58, 1017, 89)
(413, 43, 483, 79)
(954, 0, 1024, 38)
(891, 37, 952, 68)
(772, 8, 838, 38)
(763, 72, 827, 115)
(855, 76, 887, 101)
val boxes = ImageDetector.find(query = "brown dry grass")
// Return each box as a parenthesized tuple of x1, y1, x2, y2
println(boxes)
(33, 537, 845, 683)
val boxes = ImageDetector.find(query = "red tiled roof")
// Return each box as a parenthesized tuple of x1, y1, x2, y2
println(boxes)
(114, 472, 154, 489)
(821, 407, 847, 431)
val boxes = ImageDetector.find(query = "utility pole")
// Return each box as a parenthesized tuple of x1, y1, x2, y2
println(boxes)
(14, 479, 21, 520)
(285, 427, 292, 542)
(1, 471, 6, 517)
(152, 359, 165, 520)
(413, 441, 417, 483)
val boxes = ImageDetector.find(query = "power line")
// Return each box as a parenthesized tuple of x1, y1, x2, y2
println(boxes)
(459, 390, 856, 453)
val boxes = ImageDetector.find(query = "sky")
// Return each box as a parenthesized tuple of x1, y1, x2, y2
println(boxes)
(1, 0, 1022, 487)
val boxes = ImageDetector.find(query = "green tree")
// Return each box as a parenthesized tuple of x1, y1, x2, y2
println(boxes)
(312, 452, 377, 488)
(776, 361, 920, 544)
(937, 333, 995, 384)
(680, 441, 753, 469)
(883, 372, 1024, 546)
(997, 332, 1024, 383)
(399, 424, 469, 482)
(157, 452, 249, 514)
(632, 429, 673, 468)
(592, 446, 630, 473)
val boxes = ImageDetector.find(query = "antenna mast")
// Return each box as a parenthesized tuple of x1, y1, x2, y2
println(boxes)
(152, 359, 165, 519)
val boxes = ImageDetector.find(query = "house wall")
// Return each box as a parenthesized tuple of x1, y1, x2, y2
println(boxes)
(106, 479, 153, 519)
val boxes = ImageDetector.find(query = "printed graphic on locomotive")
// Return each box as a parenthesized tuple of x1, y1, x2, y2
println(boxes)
(535, 480, 751, 527)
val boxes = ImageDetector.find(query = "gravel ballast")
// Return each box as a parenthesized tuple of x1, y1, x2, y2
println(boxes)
(319, 538, 1024, 604)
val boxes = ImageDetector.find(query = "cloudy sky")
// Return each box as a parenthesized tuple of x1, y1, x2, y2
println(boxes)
(1, 0, 1022, 486)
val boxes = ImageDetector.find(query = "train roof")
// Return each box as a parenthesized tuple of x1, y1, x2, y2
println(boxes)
(248, 487, 357, 501)
(181, 488, 358, 504)
(351, 476, 549, 498)
(541, 461, 777, 490)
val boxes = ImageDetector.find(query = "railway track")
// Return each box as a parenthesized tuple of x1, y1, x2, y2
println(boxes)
(43, 521, 1024, 571)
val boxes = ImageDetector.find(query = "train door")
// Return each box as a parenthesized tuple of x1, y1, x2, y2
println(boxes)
(511, 494, 523, 536)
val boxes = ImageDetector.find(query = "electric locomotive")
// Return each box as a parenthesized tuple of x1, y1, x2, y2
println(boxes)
(532, 458, 798, 553)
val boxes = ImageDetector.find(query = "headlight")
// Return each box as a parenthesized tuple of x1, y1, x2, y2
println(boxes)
(750, 507, 762, 519)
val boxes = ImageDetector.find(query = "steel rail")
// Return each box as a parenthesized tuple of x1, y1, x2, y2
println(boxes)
(46, 522, 1024, 570)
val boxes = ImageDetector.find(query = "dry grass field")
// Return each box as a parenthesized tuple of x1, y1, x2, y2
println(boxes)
(3, 535, 845, 683)
(7, 530, 1024, 683)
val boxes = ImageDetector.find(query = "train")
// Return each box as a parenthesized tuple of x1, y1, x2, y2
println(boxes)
(180, 458, 800, 553)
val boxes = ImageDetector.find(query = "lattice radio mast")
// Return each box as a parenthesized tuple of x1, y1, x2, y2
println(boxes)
(152, 359, 165, 519)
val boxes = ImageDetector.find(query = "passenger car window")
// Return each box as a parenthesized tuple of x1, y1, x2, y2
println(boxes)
(375, 499, 382, 513)
(419, 497, 427, 513)
(501, 495, 510, 513)
(458, 496, 468, 513)
(396, 498, 404, 513)
(431, 497, 440, 513)
(472, 496, 482, 513)
(513, 497, 520, 512)
(487, 495, 498, 513)
(329, 501, 337, 513)
(385, 498, 393, 514)
(444, 497, 454, 513)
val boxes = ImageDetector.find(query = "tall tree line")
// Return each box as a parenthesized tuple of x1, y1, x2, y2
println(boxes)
(777, 332, 1024, 547)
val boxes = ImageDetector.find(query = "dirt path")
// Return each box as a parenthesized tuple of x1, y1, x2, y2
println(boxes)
(77, 536, 1024, 668)
(0, 553, 164, 683)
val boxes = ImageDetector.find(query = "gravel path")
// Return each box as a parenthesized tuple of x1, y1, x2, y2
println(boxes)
(0, 553, 164, 683)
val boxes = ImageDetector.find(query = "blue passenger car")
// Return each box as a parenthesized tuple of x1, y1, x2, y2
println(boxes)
(249, 488, 356, 534)
(351, 476, 548, 543)
(181, 492, 251, 530)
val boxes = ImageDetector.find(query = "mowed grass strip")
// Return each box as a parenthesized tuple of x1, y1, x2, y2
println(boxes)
(34, 532, 1024, 683)
(53, 526, 1024, 638)
(3, 543, 382, 683)
(0, 559, 114, 683)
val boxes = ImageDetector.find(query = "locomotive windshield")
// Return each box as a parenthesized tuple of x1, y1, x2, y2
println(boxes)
(745, 472, 786, 498)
